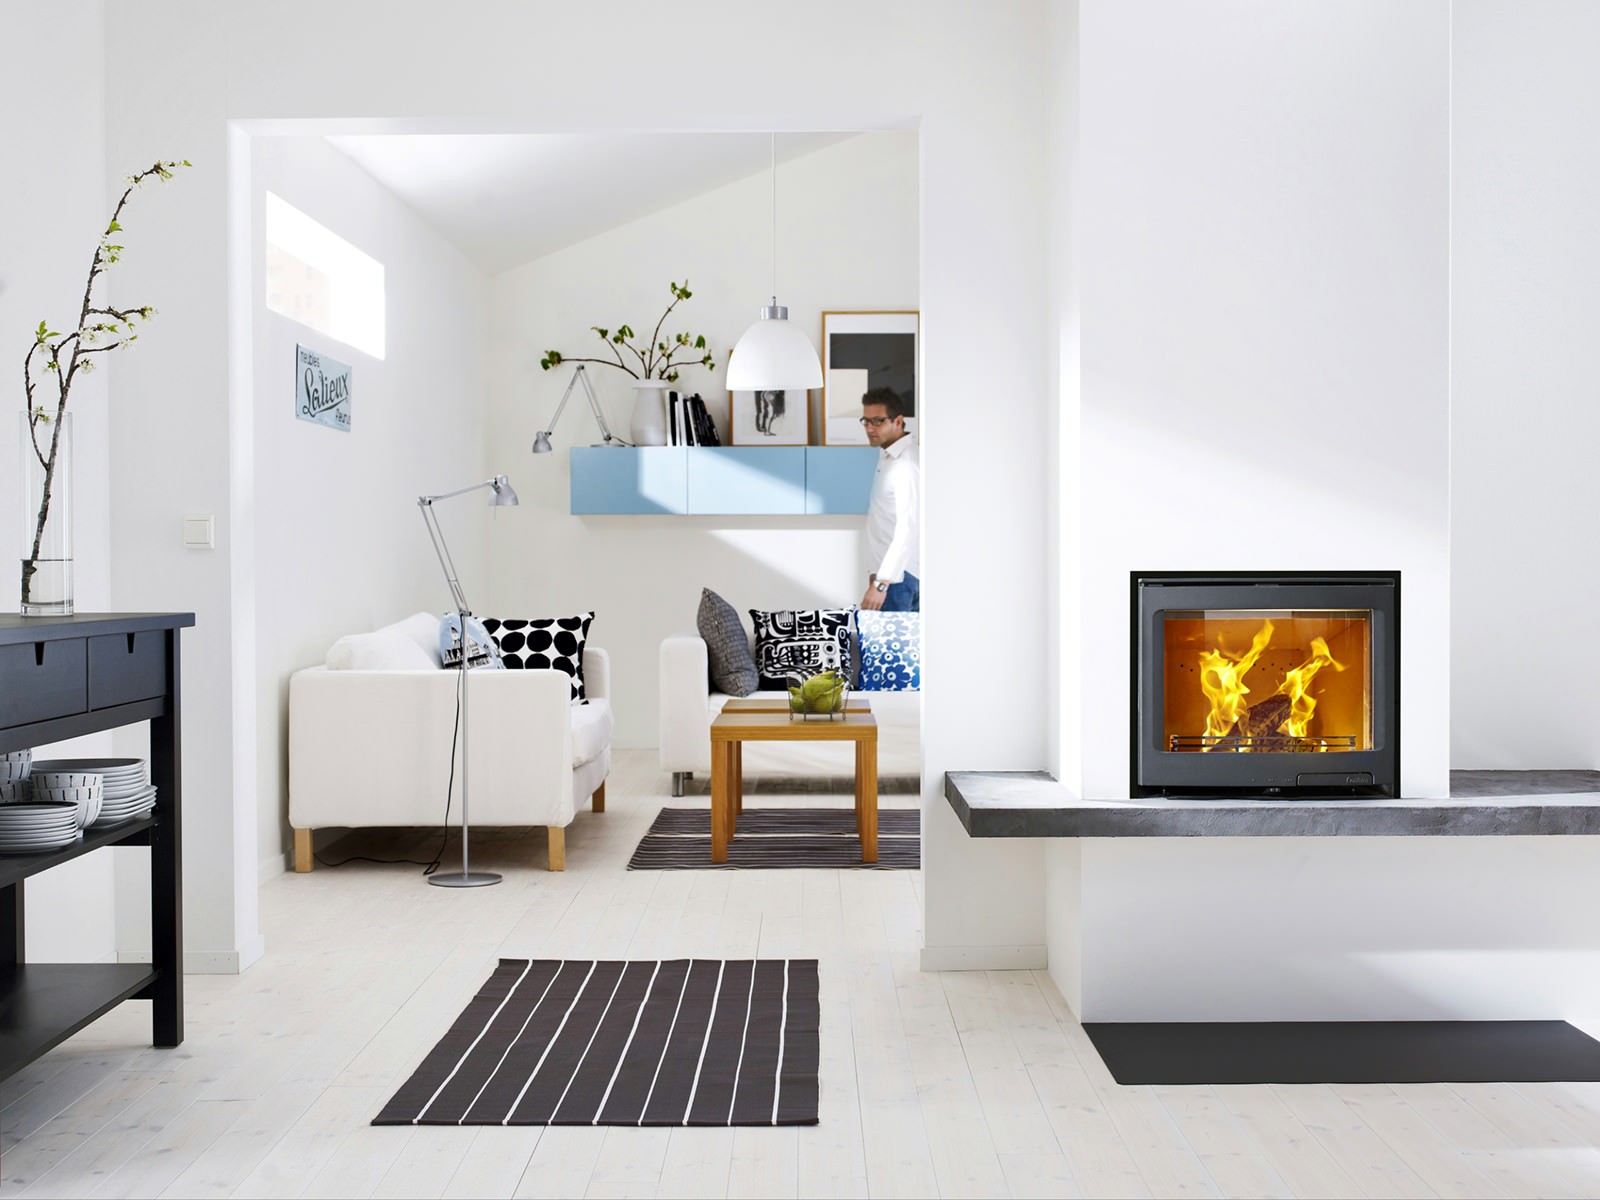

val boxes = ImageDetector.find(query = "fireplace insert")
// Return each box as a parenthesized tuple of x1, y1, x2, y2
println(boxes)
(1132, 572, 1399, 798)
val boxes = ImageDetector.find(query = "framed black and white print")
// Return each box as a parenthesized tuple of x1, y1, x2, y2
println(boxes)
(821, 311, 918, 446)
(730, 388, 810, 446)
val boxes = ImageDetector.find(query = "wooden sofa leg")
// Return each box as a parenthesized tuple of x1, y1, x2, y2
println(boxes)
(293, 828, 313, 873)
(547, 825, 566, 872)
(592, 781, 606, 813)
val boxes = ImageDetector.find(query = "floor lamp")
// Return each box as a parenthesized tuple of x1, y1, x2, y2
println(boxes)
(417, 473, 519, 888)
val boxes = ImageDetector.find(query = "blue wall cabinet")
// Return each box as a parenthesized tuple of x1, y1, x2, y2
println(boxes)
(569, 445, 879, 514)
(805, 446, 879, 514)
(688, 448, 807, 514)
(570, 447, 688, 514)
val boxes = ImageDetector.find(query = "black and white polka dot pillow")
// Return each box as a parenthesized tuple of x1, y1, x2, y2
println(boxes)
(482, 614, 594, 702)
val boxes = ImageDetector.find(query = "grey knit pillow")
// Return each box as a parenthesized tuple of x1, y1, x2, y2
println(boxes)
(698, 588, 758, 697)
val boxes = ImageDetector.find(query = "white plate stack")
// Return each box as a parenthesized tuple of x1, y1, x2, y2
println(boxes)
(0, 801, 81, 854)
(31, 758, 155, 828)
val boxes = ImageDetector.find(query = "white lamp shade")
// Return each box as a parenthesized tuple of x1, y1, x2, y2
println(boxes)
(725, 314, 823, 391)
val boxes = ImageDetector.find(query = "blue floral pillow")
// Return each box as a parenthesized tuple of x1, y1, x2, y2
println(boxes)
(856, 611, 921, 691)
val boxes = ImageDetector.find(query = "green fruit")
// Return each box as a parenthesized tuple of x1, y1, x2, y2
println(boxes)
(800, 673, 835, 701)
(788, 686, 805, 713)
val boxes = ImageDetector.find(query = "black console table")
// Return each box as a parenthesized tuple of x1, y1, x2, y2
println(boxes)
(0, 612, 193, 1087)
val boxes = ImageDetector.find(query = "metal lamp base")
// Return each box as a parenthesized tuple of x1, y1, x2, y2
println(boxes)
(428, 871, 502, 888)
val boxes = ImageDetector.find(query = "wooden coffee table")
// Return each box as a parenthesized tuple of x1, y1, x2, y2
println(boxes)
(709, 706, 879, 864)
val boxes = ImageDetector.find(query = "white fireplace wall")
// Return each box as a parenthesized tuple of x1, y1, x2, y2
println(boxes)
(1450, 0, 1600, 770)
(1074, 0, 1451, 802)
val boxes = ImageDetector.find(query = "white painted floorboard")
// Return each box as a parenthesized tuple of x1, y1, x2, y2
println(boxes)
(3, 750, 1599, 1197)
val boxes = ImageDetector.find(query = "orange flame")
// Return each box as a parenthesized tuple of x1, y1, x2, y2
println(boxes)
(1196, 620, 1275, 749)
(1274, 636, 1345, 740)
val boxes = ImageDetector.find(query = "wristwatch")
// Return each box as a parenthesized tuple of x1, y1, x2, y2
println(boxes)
(873, 580, 889, 592)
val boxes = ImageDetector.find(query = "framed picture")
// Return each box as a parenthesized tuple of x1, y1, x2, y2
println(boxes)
(730, 388, 811, 446)
(821, 311, 918, 445)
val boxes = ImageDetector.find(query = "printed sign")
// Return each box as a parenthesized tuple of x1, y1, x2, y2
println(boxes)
(296, 344, 351, 431)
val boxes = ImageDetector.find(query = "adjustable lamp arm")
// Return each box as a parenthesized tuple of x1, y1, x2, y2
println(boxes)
(417, 499, 472, 616)
(416, 475, 519, 615)
(535, 365, 628, 451)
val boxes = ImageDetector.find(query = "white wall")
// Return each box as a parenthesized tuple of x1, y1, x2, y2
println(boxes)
(1078, 836, 1600, 1024)
(252, 136, 490, 877)
(1451, 0, 1600, 770)
(1076, 0, 1452, 802)
(84, 0, 1056, 969)
(0, 1, 119, 964)
(487, 133, 916, 748)
(1053, 0, 1467, 1018)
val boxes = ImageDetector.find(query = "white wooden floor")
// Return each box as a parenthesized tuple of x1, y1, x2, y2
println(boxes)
(6, 750, 1600, 1197)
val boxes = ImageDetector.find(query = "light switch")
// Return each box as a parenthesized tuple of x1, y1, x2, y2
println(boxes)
(183, 515, 215, 550)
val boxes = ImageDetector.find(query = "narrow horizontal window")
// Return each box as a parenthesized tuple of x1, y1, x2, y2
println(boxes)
(264, 192, 385, 359)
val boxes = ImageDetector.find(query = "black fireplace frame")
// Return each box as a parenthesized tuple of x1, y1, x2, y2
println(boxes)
(1131, 571, 1400, 799)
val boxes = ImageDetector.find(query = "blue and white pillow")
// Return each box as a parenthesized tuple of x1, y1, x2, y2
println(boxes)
(439, 614, 504, 670)
(856, 611, 920, 691)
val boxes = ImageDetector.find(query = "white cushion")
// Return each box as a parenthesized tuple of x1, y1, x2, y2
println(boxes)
(384, 611, 446, 668)
(325, 629, 437, 672)
(571, 699, 613, 768)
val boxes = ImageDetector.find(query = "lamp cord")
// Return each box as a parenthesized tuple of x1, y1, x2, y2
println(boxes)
(770, 132, 777, 303)
(313, 666, 460, 872)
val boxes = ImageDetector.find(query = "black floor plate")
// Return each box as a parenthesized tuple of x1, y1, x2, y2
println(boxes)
(1082, 1020, 1600, 1085)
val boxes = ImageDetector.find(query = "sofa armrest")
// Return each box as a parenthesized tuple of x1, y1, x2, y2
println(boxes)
(583, 645, 610, 701)
(289, 665, 577, 830)
(659, 633, 711, 774)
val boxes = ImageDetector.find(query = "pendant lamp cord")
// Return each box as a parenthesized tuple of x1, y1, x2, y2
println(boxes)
(770, 132, 777, 305)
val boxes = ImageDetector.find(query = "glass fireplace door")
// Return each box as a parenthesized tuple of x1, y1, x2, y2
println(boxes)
(1163, 610, 1371, 754)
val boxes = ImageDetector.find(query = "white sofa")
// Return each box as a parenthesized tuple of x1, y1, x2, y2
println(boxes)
(289, 614, 611, 871)
(659, 632, 920, 795)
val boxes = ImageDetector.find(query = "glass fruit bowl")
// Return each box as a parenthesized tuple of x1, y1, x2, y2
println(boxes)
(788, 671, 850, 720)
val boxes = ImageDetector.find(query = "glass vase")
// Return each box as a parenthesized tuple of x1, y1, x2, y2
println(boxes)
(19, 411, 72, 616)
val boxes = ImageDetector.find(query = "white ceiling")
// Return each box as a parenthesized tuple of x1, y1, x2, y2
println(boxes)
(326, 132, 853, 275)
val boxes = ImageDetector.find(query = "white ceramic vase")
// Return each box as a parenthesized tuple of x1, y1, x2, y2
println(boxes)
(629, 381, 672, 446)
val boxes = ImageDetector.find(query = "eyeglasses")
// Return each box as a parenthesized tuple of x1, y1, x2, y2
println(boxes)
(858, 416, 893, 427)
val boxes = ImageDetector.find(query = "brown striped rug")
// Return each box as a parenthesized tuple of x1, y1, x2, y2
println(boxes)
(627, 807, 920, 870)
(375, 959, 819, 1127)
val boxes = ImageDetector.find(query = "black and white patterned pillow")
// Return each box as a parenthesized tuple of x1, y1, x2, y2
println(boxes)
(748, 608, 853, 691)
(483, 614, 594, 702)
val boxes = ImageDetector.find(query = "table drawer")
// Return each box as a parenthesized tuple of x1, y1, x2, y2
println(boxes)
(88, 631, 168, 709)
(0, 638, 87, 728)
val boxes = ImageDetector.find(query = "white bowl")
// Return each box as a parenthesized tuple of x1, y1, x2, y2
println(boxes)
(0, 780, 32, 803)
(2, 749, 30, 764)
(33, 784, 102, 807)
(0, 764, 30, 785)
(75, 791, 102, 828)
(31, 771, 103, 791)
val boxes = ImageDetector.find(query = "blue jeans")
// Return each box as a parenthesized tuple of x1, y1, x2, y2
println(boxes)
(883, 572, 920, 612)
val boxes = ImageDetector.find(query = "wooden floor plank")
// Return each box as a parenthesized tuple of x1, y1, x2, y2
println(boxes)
(1210, 1083, 1365, 1200)
(1270, 1083, 1436, 1199)
(1155, 1086, 1294, 1200)
(658, 1127, 734, 1199)
(1334, 1084, 1508, 1199)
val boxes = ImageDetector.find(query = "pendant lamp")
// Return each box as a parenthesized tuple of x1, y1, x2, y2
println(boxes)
(726, 134, 823, 392)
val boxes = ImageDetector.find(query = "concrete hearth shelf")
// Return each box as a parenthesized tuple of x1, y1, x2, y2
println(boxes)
(944, 770, 1600, 838)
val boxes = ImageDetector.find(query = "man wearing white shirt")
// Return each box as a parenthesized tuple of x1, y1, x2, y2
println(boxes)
(859, 387, 920, 612)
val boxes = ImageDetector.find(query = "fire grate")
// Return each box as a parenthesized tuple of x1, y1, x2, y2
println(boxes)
(1169, 735, 1358, 754)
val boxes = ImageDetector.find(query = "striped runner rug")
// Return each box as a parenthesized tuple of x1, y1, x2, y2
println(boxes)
(375, 958, 820, 1127)
(627, 806, 921, 871)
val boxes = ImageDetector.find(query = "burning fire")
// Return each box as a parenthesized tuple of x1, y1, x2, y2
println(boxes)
(1196, 620, 1344, 750)
(1279, 636, 1344, 738)
(1198, 621, 1275, 741)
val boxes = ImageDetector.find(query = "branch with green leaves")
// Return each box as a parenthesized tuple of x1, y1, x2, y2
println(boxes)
(20, 158, 188, 603)
(539, 280, 715, 383)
